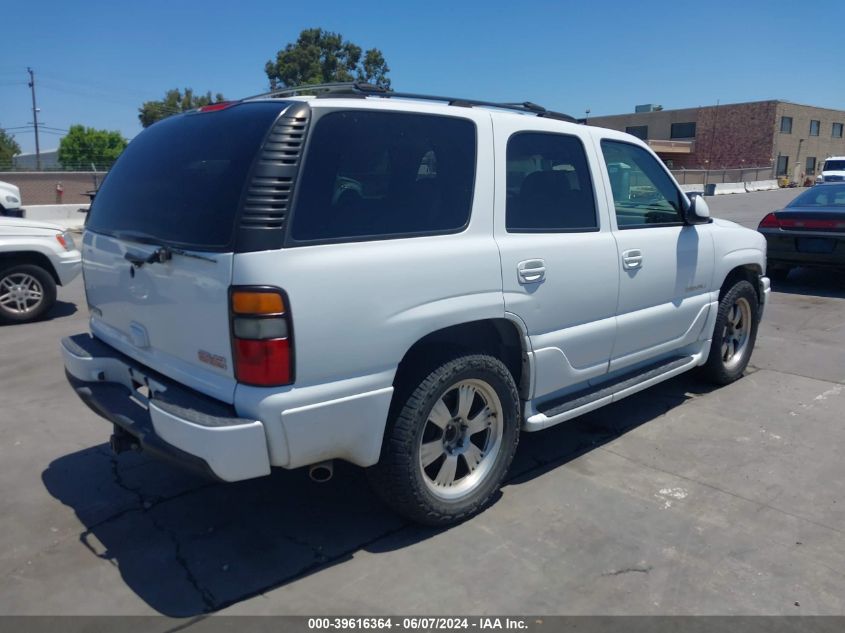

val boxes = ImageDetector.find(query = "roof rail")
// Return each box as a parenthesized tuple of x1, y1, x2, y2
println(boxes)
(243, 82, 576, 122)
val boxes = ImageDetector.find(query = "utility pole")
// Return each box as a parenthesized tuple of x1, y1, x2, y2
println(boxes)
(27, 67, 41, 171)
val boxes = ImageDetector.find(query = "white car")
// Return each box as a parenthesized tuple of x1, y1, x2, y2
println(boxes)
(62, 85, 770, 525)
(0, 180, 24, 217)
(0, 217, 82, 322)
(815, 156, 845, 184)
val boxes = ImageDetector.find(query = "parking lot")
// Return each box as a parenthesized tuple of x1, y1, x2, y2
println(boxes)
(1, 188, 844, 617)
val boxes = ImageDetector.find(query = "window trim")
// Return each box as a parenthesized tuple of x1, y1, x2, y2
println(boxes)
(780, 116, 793, 134)
(833, 122, 844, 138)
(283, 108, 478, 248)
(600, 138, 687, 231)
(669, 121, 696, 139)
(504, 130, 601, 234)
(809, 120, 820, 136)
(625, 125, 648, 140)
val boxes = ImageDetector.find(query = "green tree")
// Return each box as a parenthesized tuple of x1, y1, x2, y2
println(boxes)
(138, 88, 226, 128)
(265, 28, 391, 90)
(0, 127, 21, 169)
(58, 125, 128, 170)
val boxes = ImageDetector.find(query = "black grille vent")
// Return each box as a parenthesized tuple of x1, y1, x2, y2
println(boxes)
(237, 102, 311, 250)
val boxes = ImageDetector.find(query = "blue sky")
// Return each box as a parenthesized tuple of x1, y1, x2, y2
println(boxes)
(2, 0, 844, 154)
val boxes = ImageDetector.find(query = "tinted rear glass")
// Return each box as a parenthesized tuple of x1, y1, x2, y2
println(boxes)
(289, 110, 476, 243)
(788, 184, 845, 207)
(87, 102, 288, 250)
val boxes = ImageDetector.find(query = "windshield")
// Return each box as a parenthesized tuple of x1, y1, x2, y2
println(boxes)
(823, 160, 845, 172)
(86, 101, 290, 250)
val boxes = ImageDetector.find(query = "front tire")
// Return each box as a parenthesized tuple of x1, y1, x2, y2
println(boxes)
(368, 354, 520, 526)
(699, 279, 760, 385)
(0, 264, 57, 323)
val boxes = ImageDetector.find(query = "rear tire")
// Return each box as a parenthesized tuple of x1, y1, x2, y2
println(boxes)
(0, 264, 57, 323)
(368, 354, 520, 526)
(699, 280, 759, 385)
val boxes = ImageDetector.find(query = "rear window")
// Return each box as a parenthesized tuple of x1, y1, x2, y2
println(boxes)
(788, 184, 845, 207)
(289, 110, 476, 243)
(823, 160, 845, 171)
(86, 102, 289, 250)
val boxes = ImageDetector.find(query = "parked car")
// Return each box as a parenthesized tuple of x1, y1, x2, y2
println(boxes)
(0, 217, 82, 322)
(0, 180, 24, 217)
(62, 84, 770, 525)
(815, 157, 845, 184)
(758, 182, 845, 280)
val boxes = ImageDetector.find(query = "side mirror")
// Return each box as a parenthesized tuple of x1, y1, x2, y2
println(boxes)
(684, 192, 711, 224)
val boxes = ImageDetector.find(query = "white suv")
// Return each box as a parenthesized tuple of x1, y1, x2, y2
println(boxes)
(62, 85, 770, 525)
(1, 217, 81, 322)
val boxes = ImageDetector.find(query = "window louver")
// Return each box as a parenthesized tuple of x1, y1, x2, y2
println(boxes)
(239, 103, 310, 237)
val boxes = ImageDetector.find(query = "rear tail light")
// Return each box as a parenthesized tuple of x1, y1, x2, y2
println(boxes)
(759, 213, 845, 231)
(230, 288, 293, 386)
(779, 218, 845, 230)
(758, 213, 780, 229)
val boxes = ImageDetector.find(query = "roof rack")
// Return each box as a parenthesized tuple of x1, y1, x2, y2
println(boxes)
(243, 82, 576, 123)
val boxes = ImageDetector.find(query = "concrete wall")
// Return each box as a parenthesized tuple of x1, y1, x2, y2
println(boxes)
(0, 172, 105, 205)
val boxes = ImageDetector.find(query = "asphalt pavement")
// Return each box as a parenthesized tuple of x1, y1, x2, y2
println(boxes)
(1, 188, 844, 617)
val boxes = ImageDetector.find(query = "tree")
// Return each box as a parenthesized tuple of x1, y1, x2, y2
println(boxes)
(265, 28, 391, 90)
(0, 127, 21, 169)
(58, 125, 128, 169)
(138, 88, 226, 128)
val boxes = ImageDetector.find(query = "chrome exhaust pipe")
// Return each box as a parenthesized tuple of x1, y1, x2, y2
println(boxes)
(308, 460, 334, 483)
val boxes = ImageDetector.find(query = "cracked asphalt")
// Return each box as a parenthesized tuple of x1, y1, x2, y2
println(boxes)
(1, 189, 844, 617)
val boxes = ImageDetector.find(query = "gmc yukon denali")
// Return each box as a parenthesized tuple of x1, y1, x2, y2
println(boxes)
(62, 84, 770, 525)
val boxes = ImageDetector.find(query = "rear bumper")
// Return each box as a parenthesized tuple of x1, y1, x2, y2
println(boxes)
(763, 232, 845, 269)
(62, 334, 271, 482)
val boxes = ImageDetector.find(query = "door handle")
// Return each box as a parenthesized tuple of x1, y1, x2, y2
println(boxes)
(622, 249, 643, 270)
(517, 259, 546, 284)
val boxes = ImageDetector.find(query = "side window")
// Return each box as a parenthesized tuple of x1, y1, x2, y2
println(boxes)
(290, 111, 476, 243)
(600, 140, 685, 229)
(506, 132, 598, 232)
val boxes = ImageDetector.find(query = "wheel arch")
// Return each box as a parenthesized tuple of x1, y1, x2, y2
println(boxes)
(719, 263, 763, 303)
(390, 318, 529, 419)
(0, 251, 60, 285)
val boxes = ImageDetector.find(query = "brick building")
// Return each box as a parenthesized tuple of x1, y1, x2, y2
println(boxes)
(586, 100, 845, 183)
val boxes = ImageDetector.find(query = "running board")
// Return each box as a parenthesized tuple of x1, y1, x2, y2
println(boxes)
(524, 355, 698, 431)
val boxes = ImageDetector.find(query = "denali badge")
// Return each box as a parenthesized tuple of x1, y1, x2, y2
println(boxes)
(198, 350, 227, 370)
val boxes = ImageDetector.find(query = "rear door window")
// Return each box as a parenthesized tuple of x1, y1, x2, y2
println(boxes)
(289, 110, 476, 243)
(86, 102, 288, 250)
(506, 132, 598, 232)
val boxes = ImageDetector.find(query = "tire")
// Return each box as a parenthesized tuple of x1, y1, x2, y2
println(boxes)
(768, 266, 791, 282)
(368, 354, 520, 526)
(699, 279, 759, 385)
(0, 264, 57, 323)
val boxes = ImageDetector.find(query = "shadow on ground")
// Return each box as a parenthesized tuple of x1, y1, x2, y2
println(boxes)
(0, 300, 77, 326)
(42, 372, 716, 616)
(772, 267, 845, 299)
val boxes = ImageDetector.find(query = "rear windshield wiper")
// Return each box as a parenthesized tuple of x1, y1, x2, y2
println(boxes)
(113, 231, 217, 267)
